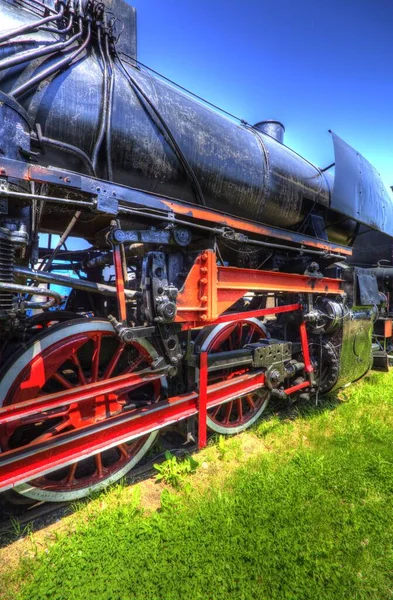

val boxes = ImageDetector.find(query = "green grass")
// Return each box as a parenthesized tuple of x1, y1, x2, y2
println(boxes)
(5, 371, 393, 600)
(153, 451, 199, 489)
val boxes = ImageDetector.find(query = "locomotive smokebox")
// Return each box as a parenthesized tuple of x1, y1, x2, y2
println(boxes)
(253, 120, 285, 144)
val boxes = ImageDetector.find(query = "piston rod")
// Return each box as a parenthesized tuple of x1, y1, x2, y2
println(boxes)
(14, 266, 139, 299)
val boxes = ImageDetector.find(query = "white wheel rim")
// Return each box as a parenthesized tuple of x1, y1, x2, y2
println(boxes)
(196, 318, 270, 435)
(0, 319, 164, 501)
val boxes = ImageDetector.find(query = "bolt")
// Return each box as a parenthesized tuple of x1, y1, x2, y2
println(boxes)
(200, 295, 208, 303)
(64, 176, 71, 183)
(200, 278, 208, 285)
(270, 369, 281, 383)
(201, 253, 208, 261)
(201, 315, 207, 321)
(200, 267, 208, 274)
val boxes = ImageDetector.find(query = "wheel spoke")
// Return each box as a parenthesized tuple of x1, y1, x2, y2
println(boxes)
(65, 462, 77, 485)
(118, 354, 144, 376)
(210, 405, 221, 419)
(102, 342, 125, 379)
(70, 352, 87, 386)
(236, 323, 243, 348)
(95, 453, 104, 478)
(246, 394, 255, 409)
(245, 324, 256, 345)
(118, 443, 129, 458)
(211, 323, 236, 351)
(52, 372, 74, 389)
(236, 398, 243, 422)
(91, 333, 102, 382)
(223, 401, 233, 424)
(228, 332, 234, 351)
(130, 355, 145, 372)
(30, 419, 72, 444)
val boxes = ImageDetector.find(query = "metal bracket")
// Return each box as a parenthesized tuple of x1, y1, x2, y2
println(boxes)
(110, 226, 192, 246)
(108, 316, 155, 343)
(95, 190, 119, 215)
(0, 179, 8, 214)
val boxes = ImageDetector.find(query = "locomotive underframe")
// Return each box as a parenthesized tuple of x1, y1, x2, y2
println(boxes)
(0, 304, 310, 492)
(0, 0, 390, 505)
(0, 157, 356, 496)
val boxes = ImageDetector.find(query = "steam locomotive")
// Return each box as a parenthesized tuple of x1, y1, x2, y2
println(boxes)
(0, 0, 392, 503)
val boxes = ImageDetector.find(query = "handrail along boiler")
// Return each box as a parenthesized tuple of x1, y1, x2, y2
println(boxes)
(0, 0, 392, 502)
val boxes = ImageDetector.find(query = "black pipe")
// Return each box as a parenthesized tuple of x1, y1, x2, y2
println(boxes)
(369, 267, 393, 280)
(0, 281, 62, 308)
(34, 125, 96, 176)
(40, 0, 75, 34)
(105, 32, 114, 181)
(206, 348, 253, 371)
(0, 189, 94, 209)
(40, 13, 74, 35)
(114, 49, 207, 207)
(15, 265, 139, 298)
(0, 38, 63, 47)
(18, 0, 59, 15)
(91, 26, 109, 171)
(12, 18, 91, 98)
(0, 2, 65, 44)
(0, 21, 82, 72)
(13, 0, 44, 18)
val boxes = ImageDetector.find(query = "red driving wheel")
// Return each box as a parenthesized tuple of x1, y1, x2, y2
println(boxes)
(195, 318, 270, 434)
(0, 318, 164, 501)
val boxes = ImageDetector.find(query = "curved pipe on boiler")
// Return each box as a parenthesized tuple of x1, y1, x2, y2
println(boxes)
(12, 18, 91, 98)
(91, 25, 109, 171)
(0, 18, 82, 72)
(104, 31, 114, 181)
(40, 0, 75, 34)
(33, 126, 96, 177)
(0, 1, 65, 44)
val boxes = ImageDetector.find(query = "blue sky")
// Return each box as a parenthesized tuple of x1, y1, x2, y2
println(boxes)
(130, 0, 392, 193)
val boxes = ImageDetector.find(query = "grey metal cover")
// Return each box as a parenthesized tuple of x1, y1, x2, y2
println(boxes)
(331, 131, 393, 236)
